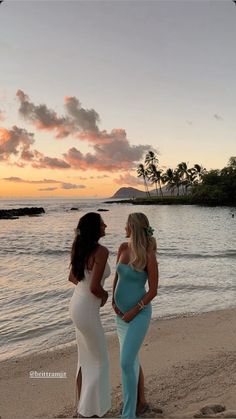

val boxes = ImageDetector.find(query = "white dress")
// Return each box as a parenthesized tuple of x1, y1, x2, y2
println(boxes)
(69, 262, 111, 417)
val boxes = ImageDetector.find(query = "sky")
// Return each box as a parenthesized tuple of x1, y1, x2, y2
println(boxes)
(0, 0, 236, 198)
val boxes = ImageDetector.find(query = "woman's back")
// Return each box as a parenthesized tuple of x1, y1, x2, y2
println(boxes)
(73, 262, 110, 298)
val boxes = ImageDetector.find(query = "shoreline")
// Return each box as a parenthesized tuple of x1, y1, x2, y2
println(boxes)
(2, 306, 235, 364)
(1, 307, 236, 418)
(104, 198, 236, 207)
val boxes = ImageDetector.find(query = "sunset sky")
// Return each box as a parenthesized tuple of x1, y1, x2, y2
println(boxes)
(0, 0, 236, 198)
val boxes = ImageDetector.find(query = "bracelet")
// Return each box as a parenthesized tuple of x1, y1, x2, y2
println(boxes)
(138, 300, 145, 310)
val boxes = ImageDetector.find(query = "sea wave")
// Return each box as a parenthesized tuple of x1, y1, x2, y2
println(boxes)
(159, 251, 236, 259)
(0, 247, 70, 256)
(159, 283, 236, 292)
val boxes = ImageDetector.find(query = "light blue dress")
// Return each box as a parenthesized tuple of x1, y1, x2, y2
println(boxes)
(114, 263, 152, 419)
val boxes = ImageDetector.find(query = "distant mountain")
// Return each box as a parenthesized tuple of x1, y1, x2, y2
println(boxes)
(111, 187, 147, 198)
(111, 185, 186, 199)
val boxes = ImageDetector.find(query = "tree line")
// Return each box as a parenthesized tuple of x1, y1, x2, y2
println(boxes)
(137, 152, 236, 205)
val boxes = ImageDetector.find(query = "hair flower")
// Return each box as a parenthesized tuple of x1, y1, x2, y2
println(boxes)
(145, 226, 154, 237)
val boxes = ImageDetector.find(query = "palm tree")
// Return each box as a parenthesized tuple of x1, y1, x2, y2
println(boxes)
(145, 151, 161, 197)
(173, 169, 182, 196)
(156, 169, 164, 197)
(177, 162, 190, 194)
(137, 164, 150, 197)
(147, 164, 158, 196)
(148, 164, 164, 197)
(186, 168, 197, 192)
(192, 164, 206, 184)
(145, 150, 159, 167)
(162, 168, 175, 195)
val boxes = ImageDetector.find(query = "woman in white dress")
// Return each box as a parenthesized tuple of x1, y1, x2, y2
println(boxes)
(69, 212, 111, 418)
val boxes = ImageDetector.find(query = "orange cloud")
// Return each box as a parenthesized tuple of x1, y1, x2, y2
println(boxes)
(0, 127, 11, 144)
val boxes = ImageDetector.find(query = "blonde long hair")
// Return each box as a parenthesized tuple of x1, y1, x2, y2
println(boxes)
(127, 212, 156, 271)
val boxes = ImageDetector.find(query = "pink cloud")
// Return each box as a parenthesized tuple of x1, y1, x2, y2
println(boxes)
(31, 155, 70, 169)
(64, 132, 151, 172)
(0, 126, 34, 162)
(0, 125, 70, 169)
(2, 176, 85, 190)
(2, 177, 61, 184)
(5, 90, 158, 172)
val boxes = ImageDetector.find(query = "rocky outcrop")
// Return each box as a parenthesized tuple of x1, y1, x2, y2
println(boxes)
(0, 207, 45, 219)
(111, 187, 147, 199)
(111, 186, 186, 199)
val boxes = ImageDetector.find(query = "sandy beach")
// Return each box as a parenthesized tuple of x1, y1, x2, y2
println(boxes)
(1, 308, 236, 419)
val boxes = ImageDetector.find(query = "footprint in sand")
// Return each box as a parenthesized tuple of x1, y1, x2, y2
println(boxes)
(194, 404, 225, 417)
(193, 404, 236, 418)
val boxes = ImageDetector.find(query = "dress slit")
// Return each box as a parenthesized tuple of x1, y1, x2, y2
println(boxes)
(74, 367, 82, 411)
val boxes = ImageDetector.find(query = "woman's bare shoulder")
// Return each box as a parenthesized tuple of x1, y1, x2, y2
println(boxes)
(96, 244, 109, 257)
(118, 242, 129, 250)
(88, 245, 108, 269)
(147, 248, 158, 263)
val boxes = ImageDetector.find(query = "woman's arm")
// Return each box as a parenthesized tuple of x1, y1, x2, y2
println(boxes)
(112, 271, 118, 301)
(112, 243, 126, 316)
(90, 246, 109, 306)
(112, 270, 123, 317)
(122, 250, 158, 322)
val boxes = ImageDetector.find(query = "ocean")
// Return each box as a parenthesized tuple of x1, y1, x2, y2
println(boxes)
(0, 198, 235, 361)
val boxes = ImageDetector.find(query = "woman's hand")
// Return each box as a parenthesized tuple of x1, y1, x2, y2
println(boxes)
(122, 306, 138, 323)
(100, 290, 108, 307)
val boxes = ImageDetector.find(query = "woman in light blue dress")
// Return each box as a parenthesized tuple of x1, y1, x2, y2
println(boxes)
(112, 213, 159, 419)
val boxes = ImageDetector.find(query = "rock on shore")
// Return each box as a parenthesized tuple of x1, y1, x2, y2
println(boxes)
(0, 207, 45, 219)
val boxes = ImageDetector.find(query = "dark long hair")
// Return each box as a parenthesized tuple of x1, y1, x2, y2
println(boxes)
(71, 212, 101, 281)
